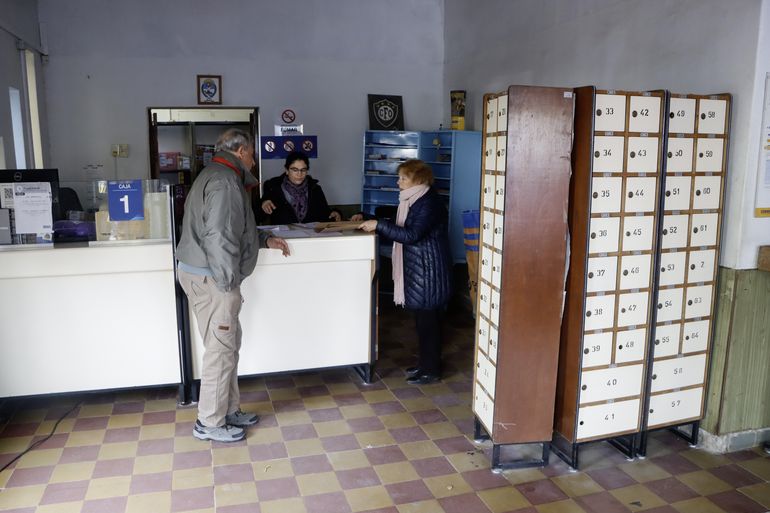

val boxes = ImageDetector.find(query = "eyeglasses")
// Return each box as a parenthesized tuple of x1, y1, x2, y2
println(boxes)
(288, 167, 308, 174)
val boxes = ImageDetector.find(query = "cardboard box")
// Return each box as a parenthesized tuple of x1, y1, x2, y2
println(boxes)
(758, 246, 770, 272)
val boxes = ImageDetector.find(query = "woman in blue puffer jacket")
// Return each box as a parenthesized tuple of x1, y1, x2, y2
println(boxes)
(359, 159, 452, 384)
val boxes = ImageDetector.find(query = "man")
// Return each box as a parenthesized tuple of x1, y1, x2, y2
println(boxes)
(176, 128, 289, 442)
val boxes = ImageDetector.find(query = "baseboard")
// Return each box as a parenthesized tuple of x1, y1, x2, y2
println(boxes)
(699, 426, 770, 453)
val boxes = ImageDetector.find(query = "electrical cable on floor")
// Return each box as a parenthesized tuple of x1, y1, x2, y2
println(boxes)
(0, 401, 82, 473)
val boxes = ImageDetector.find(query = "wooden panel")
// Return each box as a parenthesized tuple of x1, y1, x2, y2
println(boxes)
(491, 85, 573, 443)
(555, 85, 595, 439)
(718, 269, 770, 432)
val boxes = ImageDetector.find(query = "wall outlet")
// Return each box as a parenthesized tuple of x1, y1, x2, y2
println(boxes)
(111, 144, 129, 158)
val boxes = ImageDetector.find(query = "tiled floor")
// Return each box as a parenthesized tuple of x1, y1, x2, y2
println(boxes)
(0, 301, 768, 513)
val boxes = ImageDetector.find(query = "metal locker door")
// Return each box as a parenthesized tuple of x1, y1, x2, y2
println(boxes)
(658, 251, 687, 286)
(626, 137, 659, 174)
(690, 213, 719, 247)
(594, 94, 627, 132)
(593, 136, 625, 173)
(692, 176, 722, 210)
(591, 177, 622, 214)
(668, 97, 696, 134)
(615, 328, 646, 363)
(619, 254, 651, 290)
(666, 138, 694, 174)
(663, 176, 692, 211)
(697, 99, 728, 134)
(687, 249, 716, 284)
(581, 331, 613, 368)
(586, 256, 618, 293)
(695, 139, 724, 173)
(653, 323, 681, 358)
(624, 176, 657, 213)
(628, 95, 661, 133)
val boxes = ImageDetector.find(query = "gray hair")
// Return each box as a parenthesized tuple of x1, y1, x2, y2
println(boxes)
(215, 128, 254, 153)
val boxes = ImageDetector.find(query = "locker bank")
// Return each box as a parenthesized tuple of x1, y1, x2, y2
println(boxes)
(0, 2, 768, 512)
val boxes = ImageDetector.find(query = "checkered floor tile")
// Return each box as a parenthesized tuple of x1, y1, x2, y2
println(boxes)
(1, 302, 768, 513)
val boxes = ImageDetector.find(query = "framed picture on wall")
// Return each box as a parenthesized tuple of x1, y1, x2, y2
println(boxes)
(368, 94, 404, 130)
(197, 75, 222, 105)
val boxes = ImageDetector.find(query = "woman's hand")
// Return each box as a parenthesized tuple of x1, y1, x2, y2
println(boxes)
(329, 211, 342, 222)
(349, 213, 364, 222)
(358, 220, 378, 232)
(266, 236, 291, 256)
(261, 200, 277, 214)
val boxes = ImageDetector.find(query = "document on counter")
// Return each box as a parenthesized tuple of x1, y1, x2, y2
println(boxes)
(13, 182, 53, 236)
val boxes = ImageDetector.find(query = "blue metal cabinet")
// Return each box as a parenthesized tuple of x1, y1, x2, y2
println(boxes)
(361, 130, 481, 263)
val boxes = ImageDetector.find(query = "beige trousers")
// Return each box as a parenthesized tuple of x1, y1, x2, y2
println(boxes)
(178, 269, 243, 428)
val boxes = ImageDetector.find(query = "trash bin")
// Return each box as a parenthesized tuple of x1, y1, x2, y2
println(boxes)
(462, 209, 480, 317)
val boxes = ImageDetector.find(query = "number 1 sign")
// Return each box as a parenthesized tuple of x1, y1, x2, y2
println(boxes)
(108, 180, 144, 221)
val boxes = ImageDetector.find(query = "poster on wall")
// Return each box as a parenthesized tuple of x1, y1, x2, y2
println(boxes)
(368, 94, 404, 131)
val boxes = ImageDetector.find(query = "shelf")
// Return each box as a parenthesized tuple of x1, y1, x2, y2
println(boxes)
(365, 143, 418, 149)
(363, 187, 399, 192)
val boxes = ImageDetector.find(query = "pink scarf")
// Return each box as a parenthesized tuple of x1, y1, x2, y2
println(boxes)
(392, 184, 430, 306)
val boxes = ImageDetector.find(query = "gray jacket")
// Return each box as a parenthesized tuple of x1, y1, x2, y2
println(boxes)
(176, 151, 271, 292)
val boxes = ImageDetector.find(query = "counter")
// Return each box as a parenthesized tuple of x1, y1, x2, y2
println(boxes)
(0, 240, 181, 397)
(188, 228, 378, 384)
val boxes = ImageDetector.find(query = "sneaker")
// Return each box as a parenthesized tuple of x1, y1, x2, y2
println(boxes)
(193, 420, 245, 442)
(225, 409, 260, 427)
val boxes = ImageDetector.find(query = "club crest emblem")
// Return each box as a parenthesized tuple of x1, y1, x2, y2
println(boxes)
(373, 99, 398, 128)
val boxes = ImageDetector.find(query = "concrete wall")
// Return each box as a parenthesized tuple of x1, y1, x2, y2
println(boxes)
(37, 0, 445, 204)
(443, 0, 770, 269)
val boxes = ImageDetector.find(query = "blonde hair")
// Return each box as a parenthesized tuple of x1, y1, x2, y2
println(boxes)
(397, 159, 434, 186)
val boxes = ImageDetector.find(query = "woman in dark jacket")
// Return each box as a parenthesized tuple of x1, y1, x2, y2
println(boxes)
(259, 151, 341, 224)
(359, 159, 452, 384)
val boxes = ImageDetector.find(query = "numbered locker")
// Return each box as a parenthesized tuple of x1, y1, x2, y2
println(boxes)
(685, 285, 713, 319)
(615, 328, 646, 363)
(496, 95, 508, 132)
(617, 291, 649, 327)
(579, 364, 644, 404)
(480, 245, 493, 283)
(697, 99, 727, 134)
(593, 136, 625, 173)
(584, 294, 616, 331)
(483, 174, 496, 209)
(576, 399, 640, 440)
(581, 331, 613, 368)
(624, 176, 657, 212)
(621, 215, 654, 252)
(626, 137, 659, 174)
(656, 287, 684, 323)
(586, 256, 618, 293)
(692, 176, 722, 210)
(647, 388, 703, 428)
(653, 323, 681, 358)
(619, 254, 651, 289)
(628, 95, 661, 133)
(658, 251, 687, 286)
(594, 94, 626, 132)
(495, 175, 506, 210)
(488, 325, 499, 363)
(477, 317, 490, 354)
(490, 289, 501, 326)
(663, 176, 692, 211)
(476, 350, 496, 396)
(690, 213, 719, 247)
(661, 214, 689, 249)
(591, 177, 622, 213)
(479, 282, 491, 320)
(588, 217, 620, 254)
(687, 249, 716, 283)
(484, 138, 497, 170)
(485, 97, 498, 133)
(496, 136, 507, 172)
(682, 319, 710, 354)
(491, 251, 503, 288)
(474, 382, 494, 432)
(668, 97, 696, 134)
(666, 138, 694, 174)
(650, 354, 707, 392)
(695, 138, 724, 173)
(481, 210, 494, 246)
(493, 213, 505, 249)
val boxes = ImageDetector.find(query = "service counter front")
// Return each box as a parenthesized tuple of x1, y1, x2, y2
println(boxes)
(0, 241, 181, 398)
(187, 228, 378, 388)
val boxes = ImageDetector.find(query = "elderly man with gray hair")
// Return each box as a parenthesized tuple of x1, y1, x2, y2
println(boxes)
(177, 128, 290, 442)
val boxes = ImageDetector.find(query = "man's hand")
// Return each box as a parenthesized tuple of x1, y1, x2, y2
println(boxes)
(358, 220, 377, 232)
(329, 211, 342, 222)
(349, 213, 364, 222)
(267, 236, 290, 256)
(262, 200, 277, 214)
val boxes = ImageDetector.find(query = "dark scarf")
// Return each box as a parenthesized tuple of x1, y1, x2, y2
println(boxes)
(281, 175, 309, 222)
